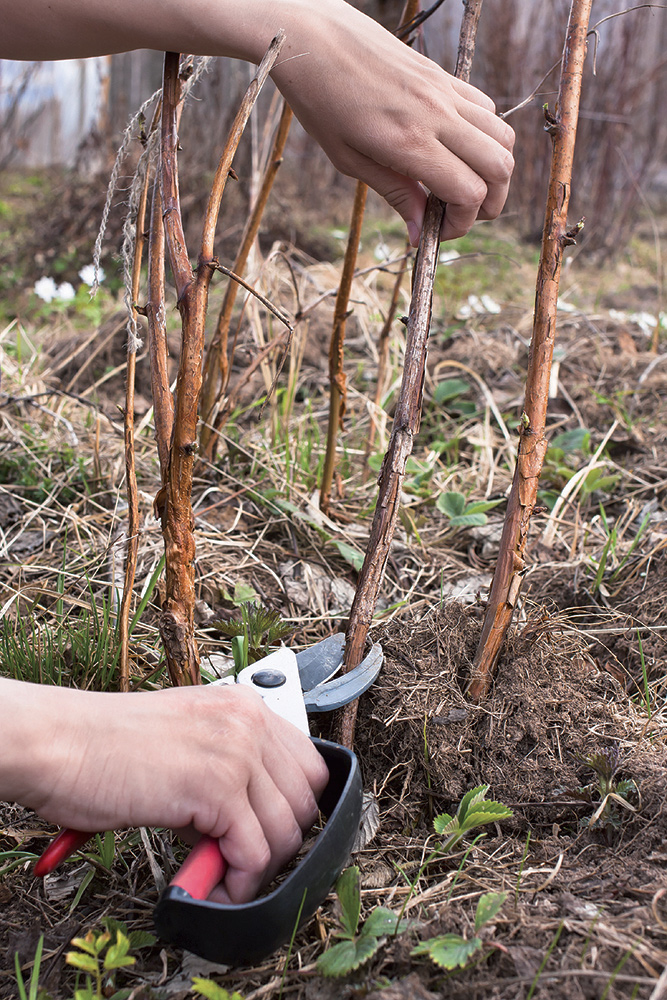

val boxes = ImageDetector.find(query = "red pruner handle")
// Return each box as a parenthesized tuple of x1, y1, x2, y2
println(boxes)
(169, 835, 228, 900)
(34, 828, 95, 877)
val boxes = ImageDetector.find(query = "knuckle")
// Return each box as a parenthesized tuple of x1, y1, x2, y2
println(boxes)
(284, 820, 304, 858)
(491, 148, 515, 185)
(447, 221, 472, 241)
(297, 787, 319, 830)
(500, 121, 516, 151)
(244, 836, 272, 874)
(457, 174, 487, 208)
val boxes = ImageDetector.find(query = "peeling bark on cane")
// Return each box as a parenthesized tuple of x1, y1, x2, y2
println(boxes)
(469, 0, 593, 702)
(149, 41, 284, 687)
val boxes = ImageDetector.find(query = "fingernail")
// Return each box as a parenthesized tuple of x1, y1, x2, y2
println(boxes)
(407, 221, 420, 247)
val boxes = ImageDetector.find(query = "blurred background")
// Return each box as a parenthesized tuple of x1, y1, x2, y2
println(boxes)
(1, 0, 666, 281)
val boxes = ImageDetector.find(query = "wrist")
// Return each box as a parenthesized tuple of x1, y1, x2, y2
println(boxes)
(0, 678, 67, 810)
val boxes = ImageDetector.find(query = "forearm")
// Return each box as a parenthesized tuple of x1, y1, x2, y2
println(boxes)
(1, 0, 326, 62)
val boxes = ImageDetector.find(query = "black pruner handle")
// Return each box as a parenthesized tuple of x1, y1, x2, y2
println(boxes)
(154, 738, 362, 966)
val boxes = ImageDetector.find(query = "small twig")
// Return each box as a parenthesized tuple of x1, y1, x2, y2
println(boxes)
(320, 180, 368, 516)
(500, 59, 561, 120)
(396, 0, 448, 40)
(211, 263, 294, 332)
(200, 99, 293, 461)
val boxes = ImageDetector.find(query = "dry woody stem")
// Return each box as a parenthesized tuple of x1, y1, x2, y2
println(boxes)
(469, 0, 593, 701)
(319, 0, 426, 516)
(363, 245, 411, 477)
(336, 0, 485, 747)
(149, 39, 283, 686)
(118, 162, 151, 692)
(320, 180, 368, 515)
(199, 49, 288, 462)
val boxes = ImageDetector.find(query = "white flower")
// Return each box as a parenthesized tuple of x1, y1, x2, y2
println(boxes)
(439, 249, 460, 264)
(79, 264, 105, 286)
(629, 311, 657, 337)
(57, 282, 76, 301)
(374, 240, 390, 262)
(480, 294, 501, 315)
(456, 293, 501, 320)
(34, 276, 59, 302)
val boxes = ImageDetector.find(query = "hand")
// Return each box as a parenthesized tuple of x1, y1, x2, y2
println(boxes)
(2, 0, 514, 246)
(0, 679, 329, 903)
(270, 0, 515, 244)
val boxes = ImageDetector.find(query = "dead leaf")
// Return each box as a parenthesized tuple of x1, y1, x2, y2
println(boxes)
(617, 329, 638, 355)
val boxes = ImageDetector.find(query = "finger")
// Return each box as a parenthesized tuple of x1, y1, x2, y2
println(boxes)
(440, 202, 482, 243)
(247, 771, 307, 884)
(450, 75, 497, 114)
(212, 799, 276, 904)
(269, 718, 330, 803)
(434, 119, 513, 235)
(329, 151, 427, 245)
(436, 116, 514, 197)
(343, 145, 486, 245)
(452, 99, 515, 154)
(207, 763, 316, 904)
(476, 173, 512, 223)
(258, 734, 323, 834)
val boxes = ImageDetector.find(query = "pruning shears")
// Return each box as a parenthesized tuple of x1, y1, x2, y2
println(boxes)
(34, 634, 383, 966)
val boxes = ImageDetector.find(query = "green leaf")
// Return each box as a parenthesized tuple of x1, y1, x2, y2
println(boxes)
(460, 801, 514, 832)
(464, 499, 503, 515)
(99, 829, 115, 869)
(104, 932, 136, 971)
(336, 867, 361, 938)
(362, 907, 410, 938)
(233, 581, 258, 605)
(68, 866, 96, 916)
(191, 978, 245, 1000)
(102, 918, 156, 951)
(474, 891, 508, 932)
(333, 541, 364, 572)
(69, 931, 110, 957)
(14, 951, 28, 1000)
(433, 378, 470, 404)
(550, 428, 590, 454)
(457, 785, 490, 822)
(128, 929, 157, 950)
(66, 952, 99, 974)
(405, 457, 427, 474)
(316, 934, 382, 977)
(583, 471, 620, 496)
(433, 811, 454, 835)
(449, 513, 488, 527)
(436, 492, 466, 518)
(412, 934, 483, 969)
(231, 634, 248, 673)
(615, 778, 638, 800)
(74, 988, 96, 1000)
